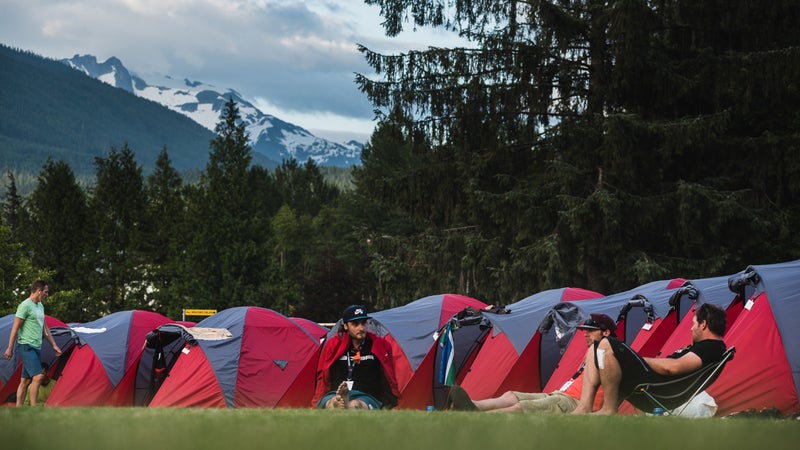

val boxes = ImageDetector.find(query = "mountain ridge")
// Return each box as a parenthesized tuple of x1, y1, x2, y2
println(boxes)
(62, 54, 363, 167)
(0, 43, 220, 180)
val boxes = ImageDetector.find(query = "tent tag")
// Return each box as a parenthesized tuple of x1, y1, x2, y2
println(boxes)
(641, 322, 653, 331)
(182, 347, 191, 354)
(744, 299, 754, 310)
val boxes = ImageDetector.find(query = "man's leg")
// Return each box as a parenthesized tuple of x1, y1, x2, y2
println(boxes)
(15, 377, 31, 407)
(473, 391, 523, 412)
(594, 338, 622, 415)
(28, 374, 44, 406)
(571, 345, 601, 414)
(347, 400, 370, 409)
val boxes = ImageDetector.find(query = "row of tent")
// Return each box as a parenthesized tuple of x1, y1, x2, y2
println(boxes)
(1, 259, 798, 415)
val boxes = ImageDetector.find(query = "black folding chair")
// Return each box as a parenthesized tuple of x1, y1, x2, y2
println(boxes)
(626, 346, 735, 416)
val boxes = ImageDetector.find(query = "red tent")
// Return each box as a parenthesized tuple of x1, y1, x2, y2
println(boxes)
(459, 288, 603, 400)
(148, 306, 322, 408)
(368, 294, 488, 409)
(46, 310, 172, 406)
(688, 261, 800, 415)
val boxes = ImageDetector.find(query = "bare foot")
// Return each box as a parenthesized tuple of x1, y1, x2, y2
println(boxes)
(335, 381, 350, 409)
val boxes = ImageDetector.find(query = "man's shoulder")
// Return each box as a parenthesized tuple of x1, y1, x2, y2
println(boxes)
(692, 339, 726, 349)
(15, 298, 34, 316)
(690, 339, 726, 364)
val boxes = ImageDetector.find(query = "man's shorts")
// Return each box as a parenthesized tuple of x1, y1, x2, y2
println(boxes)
(18, 344, 42, 379)
(513, 391, 578, 413)
(596, 338, 669, 398)
(317, 389, 383, 410)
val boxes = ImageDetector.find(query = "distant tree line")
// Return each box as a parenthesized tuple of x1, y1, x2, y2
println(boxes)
(3, 1, 800, 323)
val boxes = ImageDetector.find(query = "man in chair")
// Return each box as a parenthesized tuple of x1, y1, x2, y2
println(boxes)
(571, 303, 726, 415)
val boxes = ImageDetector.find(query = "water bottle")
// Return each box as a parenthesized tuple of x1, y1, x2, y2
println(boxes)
(426, 405, 435, 412)
(652, 407, 664, 416)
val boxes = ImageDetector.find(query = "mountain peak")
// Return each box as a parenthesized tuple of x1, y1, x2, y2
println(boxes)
(61, 54, 363, 167)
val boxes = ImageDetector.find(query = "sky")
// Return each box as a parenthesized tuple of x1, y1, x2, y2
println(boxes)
(1, 0, 464, 143)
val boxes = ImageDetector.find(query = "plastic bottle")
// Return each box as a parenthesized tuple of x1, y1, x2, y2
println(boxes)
(652, 407, 665, 416)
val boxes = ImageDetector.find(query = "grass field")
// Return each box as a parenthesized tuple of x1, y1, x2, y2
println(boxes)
(2, 407, 798, 450)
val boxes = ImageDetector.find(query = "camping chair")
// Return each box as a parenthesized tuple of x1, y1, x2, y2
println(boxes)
(626, 346, 735, 416)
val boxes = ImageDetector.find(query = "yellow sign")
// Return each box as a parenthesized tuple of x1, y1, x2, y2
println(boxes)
(184, 309, 217, 316)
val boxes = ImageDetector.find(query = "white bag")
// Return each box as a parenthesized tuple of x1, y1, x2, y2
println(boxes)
(674, 390, 718, 417)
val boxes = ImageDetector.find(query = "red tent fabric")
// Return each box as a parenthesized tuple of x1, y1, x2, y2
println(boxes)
(46, 310, 172, 406)
(703, 261, 800, 415)
(148, 306, 321, 408)
(289, 317, 329, 342)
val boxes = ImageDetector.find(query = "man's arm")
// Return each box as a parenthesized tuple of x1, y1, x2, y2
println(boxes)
(42, 323, 62, 356)
(4, 317, 23, 359)
(643, 352, 702, 376)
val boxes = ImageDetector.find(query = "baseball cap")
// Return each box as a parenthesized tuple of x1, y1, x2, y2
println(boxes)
(576, 313, 617, 332)
(342, 305, 371, 323)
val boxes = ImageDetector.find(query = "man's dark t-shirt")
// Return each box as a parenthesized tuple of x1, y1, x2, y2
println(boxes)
(328, 337, 383, 396)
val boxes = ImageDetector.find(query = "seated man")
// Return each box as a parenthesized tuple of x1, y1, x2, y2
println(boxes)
(312, 305, 400, 409)
(571, 302, 726, 415)
(448, 313, 615, 413)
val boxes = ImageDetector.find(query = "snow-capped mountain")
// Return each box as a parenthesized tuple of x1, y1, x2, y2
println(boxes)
(62, 55, 363, 167)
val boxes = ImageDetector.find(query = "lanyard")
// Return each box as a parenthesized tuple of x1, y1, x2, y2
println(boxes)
(345, 341, 363, 381)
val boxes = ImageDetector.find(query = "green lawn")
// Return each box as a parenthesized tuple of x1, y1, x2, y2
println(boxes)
(2, 407, 798, 450)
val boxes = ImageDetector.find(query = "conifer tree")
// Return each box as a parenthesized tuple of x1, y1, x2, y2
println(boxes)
(89, 144, 149, 312)
(2, 171, 23, 236)
(23, 159, 92, 296)
(0, 223, 39, 315)
(144, 147, 186, 318)
(182, 98, 267, 310)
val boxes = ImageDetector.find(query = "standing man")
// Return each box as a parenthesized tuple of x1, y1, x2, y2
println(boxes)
(313, 305, 400, 409)
(4, 280, 62, 406)
(571, 302, 726, 415)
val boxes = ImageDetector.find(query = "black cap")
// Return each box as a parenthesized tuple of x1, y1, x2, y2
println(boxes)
(576, 313, 617, 332)
(342, 305, 371, 323)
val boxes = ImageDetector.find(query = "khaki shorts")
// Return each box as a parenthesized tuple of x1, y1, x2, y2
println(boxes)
(512, 391, 578, 414)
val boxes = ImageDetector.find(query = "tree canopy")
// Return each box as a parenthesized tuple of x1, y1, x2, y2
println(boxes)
(355, 0, 800, 298)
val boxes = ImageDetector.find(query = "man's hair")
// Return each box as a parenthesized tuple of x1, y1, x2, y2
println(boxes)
(30, 279, 48, 293)
(695, 303, 726, 336)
